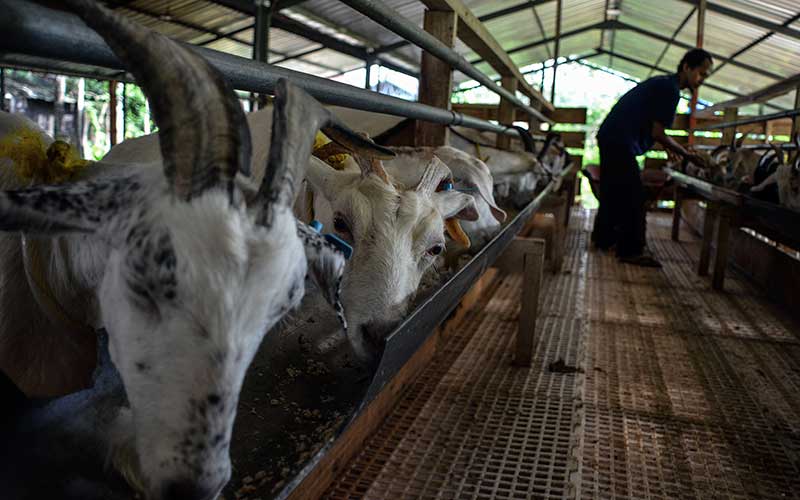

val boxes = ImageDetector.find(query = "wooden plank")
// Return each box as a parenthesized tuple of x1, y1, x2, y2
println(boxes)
(721, 107, 738, 147)
(288, 268, 498, 499)
(644, 157, 667, 169)
(672, 113, 722, 130)
(793, 87, 800, 137)
(560, 131, 585, 148)
(496, 76, 517, 150)
(415, 9, 457, 147)
(698, 73, 800, 117)
(549, 107, 587, 124)
(698, 202, 717, 276)
(672, 187, 683, 241)
(569, 155, 583, 168)
(420, 0, 553, 112)
(514, 238, 546, 367)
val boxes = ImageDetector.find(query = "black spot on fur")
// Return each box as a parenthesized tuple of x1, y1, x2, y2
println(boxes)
(207, 394, 221, 405)
(135, 361, 149, 372)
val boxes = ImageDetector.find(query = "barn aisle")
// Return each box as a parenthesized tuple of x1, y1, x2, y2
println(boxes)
(322, 209, 800, 500)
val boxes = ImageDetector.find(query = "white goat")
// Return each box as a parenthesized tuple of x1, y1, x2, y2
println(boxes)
(0, 1, 391, 499)
(301, 151, 477, 356)
(381, 145, 507, 246)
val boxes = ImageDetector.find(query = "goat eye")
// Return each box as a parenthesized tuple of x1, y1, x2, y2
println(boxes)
(332, 214, 352, 240)
(427, 244, 444, 256)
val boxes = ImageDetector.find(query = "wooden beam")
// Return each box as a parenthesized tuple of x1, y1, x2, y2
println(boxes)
(415, 9, 457, 147)
(418, 0, 554, 112)
(793, 87, 800, 138)
(721, 107, 738, 146)
(496, 76, 517, 150)
(698, 73, 800, 117)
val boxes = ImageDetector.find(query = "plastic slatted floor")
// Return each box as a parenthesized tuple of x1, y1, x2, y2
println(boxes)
(323, 210, 800, 500)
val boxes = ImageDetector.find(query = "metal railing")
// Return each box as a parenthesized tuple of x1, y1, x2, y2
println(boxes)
(698, 108, 800, 131)
(0, 0, 544, 140)
(337, 0, 552, 124)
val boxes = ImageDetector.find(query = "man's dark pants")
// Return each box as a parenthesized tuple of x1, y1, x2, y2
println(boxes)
(591, 141, 646, 258)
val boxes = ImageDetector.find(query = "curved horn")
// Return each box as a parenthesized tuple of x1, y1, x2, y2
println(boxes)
(64, 0, 250, 202)
(256, 79, 394, 226)
(538, 132, 560, 162)
(768, 142, 784, 165)
(415, 156, 452, 197)
(511, 126, 536, 153)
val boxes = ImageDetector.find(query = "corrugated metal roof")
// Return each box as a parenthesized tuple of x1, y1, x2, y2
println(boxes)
(74, 0, 800, 111)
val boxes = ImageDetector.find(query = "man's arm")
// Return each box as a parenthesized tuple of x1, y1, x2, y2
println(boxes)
(652, 121, 705, 166)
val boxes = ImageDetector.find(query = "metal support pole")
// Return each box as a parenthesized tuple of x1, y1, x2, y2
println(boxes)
(550, 0, 562, 104)
(0, 67, 5, 112)
(364, 60, 372, 90)
(688, 0, 706, 146)
(253, 0, 275, 109)
(336, 0, 551, 123)
(109, 79, 117, 147)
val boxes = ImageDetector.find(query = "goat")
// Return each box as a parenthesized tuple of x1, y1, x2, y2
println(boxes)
(0, 1, 391, 498)
(380, 145, 507, 246)
(751, 135, 800, 210)
(302, 150, 477, 357)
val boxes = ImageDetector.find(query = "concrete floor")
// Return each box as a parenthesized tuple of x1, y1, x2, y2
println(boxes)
(323, 209, 800, 500)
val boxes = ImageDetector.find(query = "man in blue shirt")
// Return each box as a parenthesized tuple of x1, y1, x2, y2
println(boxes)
(592, 48, 713, 267)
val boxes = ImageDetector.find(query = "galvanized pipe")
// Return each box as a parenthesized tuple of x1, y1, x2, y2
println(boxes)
(0, 0, 535, 139)
(336, 0, 552, 124)
(701, 109, 800, 130)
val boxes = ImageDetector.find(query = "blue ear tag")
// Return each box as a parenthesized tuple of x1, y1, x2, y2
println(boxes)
(308, 220, 353, 259)
(324, 234, 353, 260)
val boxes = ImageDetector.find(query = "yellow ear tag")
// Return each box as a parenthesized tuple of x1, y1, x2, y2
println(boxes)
(313, 131, 350, 170)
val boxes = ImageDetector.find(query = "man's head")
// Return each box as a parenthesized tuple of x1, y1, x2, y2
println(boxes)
(677, 48, 713, 90)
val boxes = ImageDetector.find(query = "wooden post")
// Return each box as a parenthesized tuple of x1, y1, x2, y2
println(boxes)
(496, 76, 517, 150)
(698, 201, 717, 276)
(688, 0, 706, 146)
(672, 187, 682, 241)
(0, 68, 5, 112)
(514, 238, 546, 367)
(721, 107, 738, 147)
(792, 87, 800, 138)
(712, 209, 732, 290)
(109, 80, 117, 147)
(415, 9, 457, 147)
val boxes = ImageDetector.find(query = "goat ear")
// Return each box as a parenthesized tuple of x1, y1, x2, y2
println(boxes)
(733, 135, 745, 150)
(296, 222, 347, 329)
(433, 191, 479, 221)
(0, 178, 139, 235)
